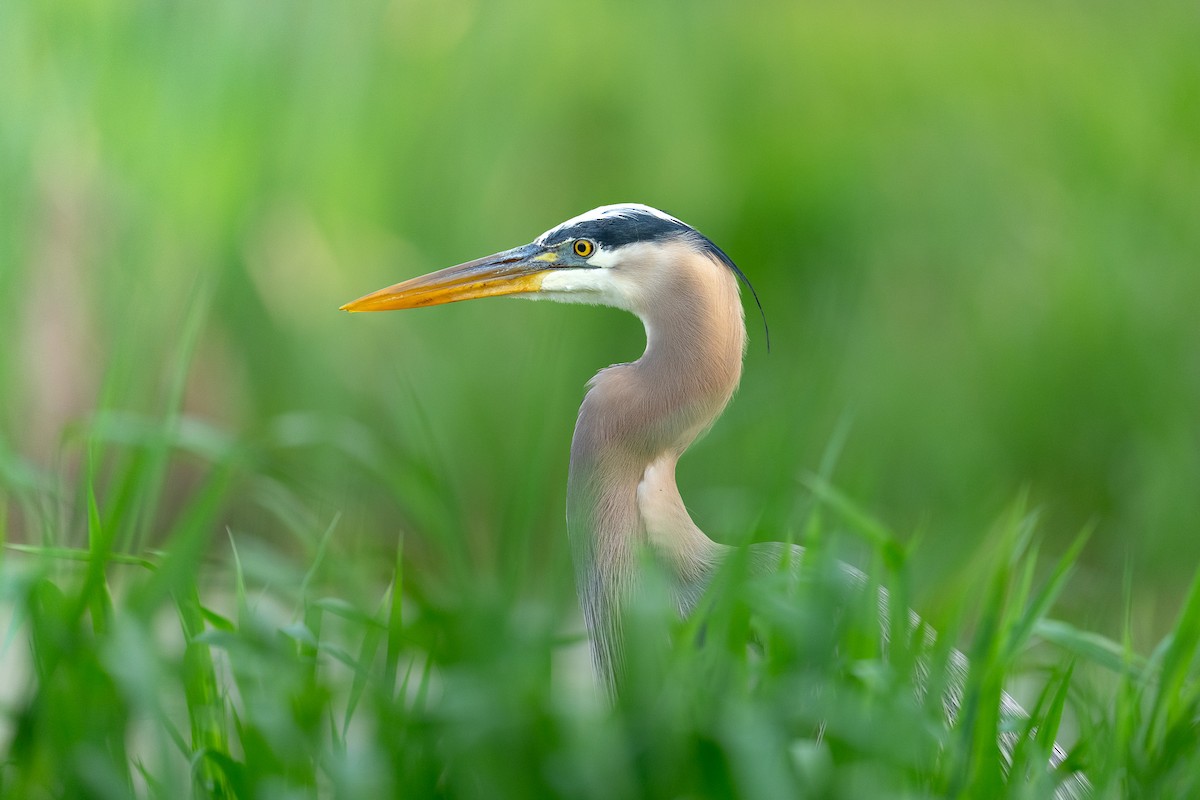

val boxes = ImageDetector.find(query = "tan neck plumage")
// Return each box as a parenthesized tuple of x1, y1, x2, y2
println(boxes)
(565, 241, 746, 681)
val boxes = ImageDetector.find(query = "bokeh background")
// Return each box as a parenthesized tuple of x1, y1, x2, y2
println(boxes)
(1, 0, 1198, 652)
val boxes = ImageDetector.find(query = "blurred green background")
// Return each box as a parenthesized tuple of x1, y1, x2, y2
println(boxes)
(1, 0, 1198, 648)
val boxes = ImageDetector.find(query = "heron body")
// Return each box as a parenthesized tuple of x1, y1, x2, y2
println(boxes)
(343, 204, 1088, 796)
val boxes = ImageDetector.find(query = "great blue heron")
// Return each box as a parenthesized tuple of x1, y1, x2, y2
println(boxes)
(342, 204, 1087, 795)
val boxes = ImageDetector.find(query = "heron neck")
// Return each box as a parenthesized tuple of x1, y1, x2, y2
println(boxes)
(566, 255, 746, 676)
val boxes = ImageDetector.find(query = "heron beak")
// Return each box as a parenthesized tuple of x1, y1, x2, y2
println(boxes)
(340, 243, 557, 312)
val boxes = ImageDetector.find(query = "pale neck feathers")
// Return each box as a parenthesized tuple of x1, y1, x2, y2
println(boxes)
(565, 240, 746, 678)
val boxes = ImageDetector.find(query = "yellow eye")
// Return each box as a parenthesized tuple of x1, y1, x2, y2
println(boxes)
(573, 239, 595, 258)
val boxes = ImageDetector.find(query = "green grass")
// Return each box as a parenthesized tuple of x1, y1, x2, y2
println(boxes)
(4, 439, 1200, 797)
(2, 0, 1200, 796)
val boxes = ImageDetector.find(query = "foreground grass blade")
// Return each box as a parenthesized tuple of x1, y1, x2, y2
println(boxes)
(1146, 565, 1200, 753)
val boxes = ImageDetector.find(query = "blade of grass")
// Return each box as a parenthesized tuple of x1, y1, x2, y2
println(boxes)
(384, 536, 405, 697)
(343, 605, 384, 739)
(1004, 524, 1093, 662)
(1034, 619, 1146, 677)
(177, 580, 233, 800)
(296, 512, 341, 615)
(1145, 564, 1200, 752)
(126, 465, 232, 619)
(76, 455, 115, 635)
(3, 544, 156, 569)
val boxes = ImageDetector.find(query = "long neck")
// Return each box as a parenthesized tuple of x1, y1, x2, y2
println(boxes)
(566, 249, 746, 680)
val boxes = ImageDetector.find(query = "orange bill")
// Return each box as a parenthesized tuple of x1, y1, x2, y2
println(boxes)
(340, 243, 556, 312)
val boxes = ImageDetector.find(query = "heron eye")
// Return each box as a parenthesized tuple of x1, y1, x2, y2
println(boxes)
(573, 239, 595, 258)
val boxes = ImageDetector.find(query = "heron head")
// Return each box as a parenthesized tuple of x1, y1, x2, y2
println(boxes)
(340, 204, 764, 322)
